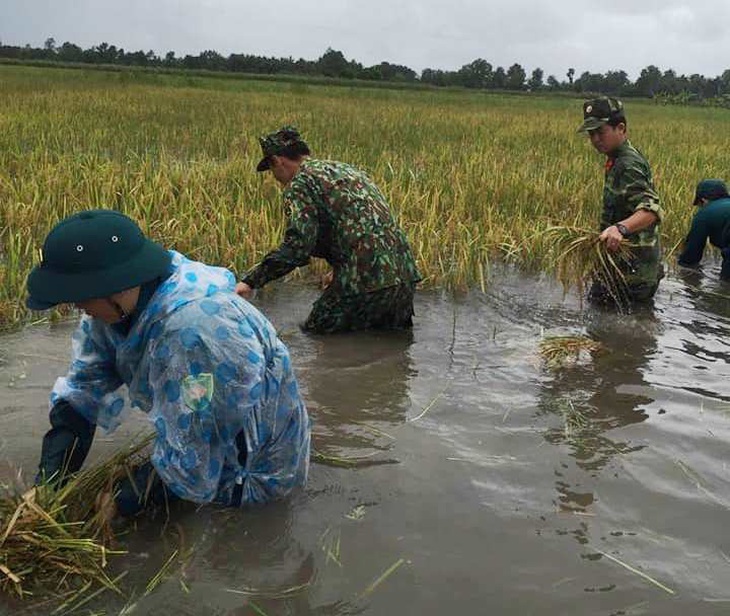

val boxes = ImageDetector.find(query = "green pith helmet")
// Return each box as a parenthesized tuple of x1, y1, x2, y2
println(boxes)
(26, 210, 172, 310)
(577, 96, 625, 133)
(256, 125, 310, 172)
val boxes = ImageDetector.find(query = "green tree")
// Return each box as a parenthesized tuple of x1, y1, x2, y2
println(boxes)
(603, 70, 629, 95)
(719, 69, 730, 94)
(493, 66, 507, 89)
(528, 67, 544, 91)
(57, 41, 83, 62)
(506, 63, 526, 90)
(317, 48, 351, 78)
(635, 65, 662, 96)
(457, 58, 493, 88)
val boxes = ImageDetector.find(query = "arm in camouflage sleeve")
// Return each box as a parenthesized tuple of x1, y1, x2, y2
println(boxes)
(241, 181, 320, 289)
(619, 163, 663, 229)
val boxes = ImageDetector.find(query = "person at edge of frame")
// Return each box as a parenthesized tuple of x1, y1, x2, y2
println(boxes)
(677, 178, 730, 281)
(235, 125, 422, 334)
(578, 96, 664, 306)
(25, 209, 310, 518)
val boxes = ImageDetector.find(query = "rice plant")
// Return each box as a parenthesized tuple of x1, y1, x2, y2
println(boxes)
(2, 63, 729, 329)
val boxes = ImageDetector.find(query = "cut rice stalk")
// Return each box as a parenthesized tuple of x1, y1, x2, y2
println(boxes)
(540, 335, 603, 367)
(0, 434, 153, 605)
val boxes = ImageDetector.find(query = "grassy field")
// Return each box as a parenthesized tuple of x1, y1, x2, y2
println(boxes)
(2, 64, 730, 328)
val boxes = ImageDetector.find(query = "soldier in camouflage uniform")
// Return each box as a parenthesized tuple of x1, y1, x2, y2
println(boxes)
(236, 126, 421, 333)
(578, 97, 664, 305)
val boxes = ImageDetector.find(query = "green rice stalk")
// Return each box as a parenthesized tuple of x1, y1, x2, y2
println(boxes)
(248, 601, 270, 616)
(407, 386, 448, 423)
(311, 449, 399, 469)
(356, 558, 406, 600)
(143, 550, 179, 596)
(319, 527, 342, 568)
(224, 580, 312, 600)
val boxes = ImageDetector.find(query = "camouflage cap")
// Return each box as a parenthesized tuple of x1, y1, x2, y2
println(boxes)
(577, 97, 625, 133)
(693, 178, 729, 205)
(256, 125, 309, 172)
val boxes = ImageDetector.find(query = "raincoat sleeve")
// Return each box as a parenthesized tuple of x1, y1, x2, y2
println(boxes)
(50, 316, 126, 430)
(146, 301, 266, 504)
(241, 173, 320, 289)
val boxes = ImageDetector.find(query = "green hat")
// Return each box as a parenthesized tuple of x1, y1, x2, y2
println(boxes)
(26, 210, 172, 310)
(693, 179, 729, 205)
(577, 97, 625, 133)
(256, 125, 310, 172)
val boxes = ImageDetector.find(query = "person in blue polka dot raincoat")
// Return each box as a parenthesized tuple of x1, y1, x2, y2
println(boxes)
(25, 210, 310, 515)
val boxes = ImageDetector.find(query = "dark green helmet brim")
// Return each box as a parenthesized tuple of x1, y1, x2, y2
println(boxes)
(26, 239, 171, 310)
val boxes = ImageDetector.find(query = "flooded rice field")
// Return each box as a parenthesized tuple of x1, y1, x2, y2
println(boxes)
(1, 265, 729, 615)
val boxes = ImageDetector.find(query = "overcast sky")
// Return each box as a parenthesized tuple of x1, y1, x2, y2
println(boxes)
(2, 0, 729, 79)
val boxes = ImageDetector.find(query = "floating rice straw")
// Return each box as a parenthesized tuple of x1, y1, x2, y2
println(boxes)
(539, 335, 603, 367)
(589, 546, 675, 595)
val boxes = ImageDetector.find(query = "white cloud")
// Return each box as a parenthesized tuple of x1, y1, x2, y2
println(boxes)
(2, 0, 730, 78)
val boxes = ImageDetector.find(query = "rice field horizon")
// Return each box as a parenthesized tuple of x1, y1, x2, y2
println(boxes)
(2, 63, 730, 329)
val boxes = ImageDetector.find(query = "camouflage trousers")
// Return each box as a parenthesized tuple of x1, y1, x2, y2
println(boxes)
(303, 283, 416, 334)
(588, 244, 664, 307)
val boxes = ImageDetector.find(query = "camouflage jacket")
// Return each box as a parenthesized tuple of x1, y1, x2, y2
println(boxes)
(601, 140, 663, 246)
(243, 159, 421, 295)
(601, 140, 664, 292)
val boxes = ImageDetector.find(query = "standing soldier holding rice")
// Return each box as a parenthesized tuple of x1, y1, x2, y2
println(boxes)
(236, 126, 421, 333)
(578, 97, 664, 305)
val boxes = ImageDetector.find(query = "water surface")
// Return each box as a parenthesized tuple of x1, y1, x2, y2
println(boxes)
(1, 266, 729, 615)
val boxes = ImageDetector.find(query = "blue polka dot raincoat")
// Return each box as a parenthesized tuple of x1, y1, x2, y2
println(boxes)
(50, 251, 310, 505)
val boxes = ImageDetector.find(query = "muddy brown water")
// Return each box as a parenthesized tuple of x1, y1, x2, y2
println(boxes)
(1, 265, 729, 616)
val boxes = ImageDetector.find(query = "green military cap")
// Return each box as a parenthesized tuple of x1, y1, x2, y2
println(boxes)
(256, 125, 309, 172)
(577, 96, 625, 133)
(26, 210, 172, 310)
(693, 178, 729, 205)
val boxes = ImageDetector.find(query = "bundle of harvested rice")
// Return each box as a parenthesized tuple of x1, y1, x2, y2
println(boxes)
(539, 335, 603, 367)
(540, 226, 634, 310)
(0, 434, 153, 608)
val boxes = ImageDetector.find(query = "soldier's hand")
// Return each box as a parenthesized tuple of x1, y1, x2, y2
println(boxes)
(599, 225, 623, 252)
(321, 271, 333, 290)
(235, 282, 254, 299)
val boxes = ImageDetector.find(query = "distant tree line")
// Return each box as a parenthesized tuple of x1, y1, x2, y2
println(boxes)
(3, 38, 730, 103)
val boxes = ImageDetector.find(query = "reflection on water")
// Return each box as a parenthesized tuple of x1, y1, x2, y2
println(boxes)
(2, 270, 730, 615)
(297, 330, 416, 458)
(668, 269, 730, 402)
(537, 311, 659, 514)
